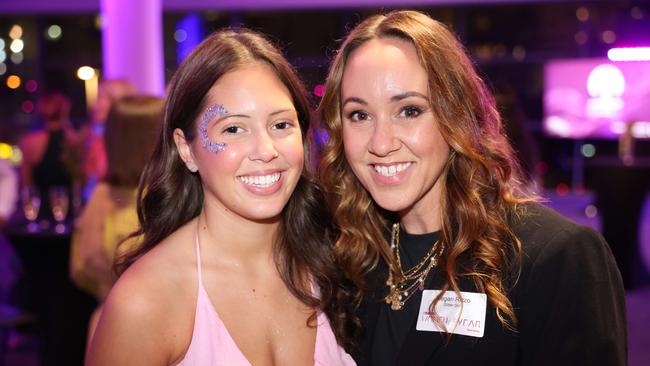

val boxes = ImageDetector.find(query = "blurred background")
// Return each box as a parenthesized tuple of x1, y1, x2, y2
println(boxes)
(0, 0, 648, 365)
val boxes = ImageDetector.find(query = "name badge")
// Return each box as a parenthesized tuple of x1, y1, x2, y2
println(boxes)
(416, 290, 487, 338)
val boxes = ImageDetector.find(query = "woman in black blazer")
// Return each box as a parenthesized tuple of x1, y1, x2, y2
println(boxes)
(319, 10, 626, 365)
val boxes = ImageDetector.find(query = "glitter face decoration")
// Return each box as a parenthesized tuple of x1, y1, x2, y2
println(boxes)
(199, 104, 228, 154)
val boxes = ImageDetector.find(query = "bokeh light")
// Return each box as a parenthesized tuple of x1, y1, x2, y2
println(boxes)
(576, 7, 589, 22)
(581, 143, 596, 158)
(0, 63, 6, 76)
(313, 84, 325, 97)
(535, 161, 548, 175)
(94, 15, 103, 30)
(10, 52, 23, 64)
(21, 100, 35, 113)
(77, 66, 96, 81)
(608, 47, 650, 62)
(585, 205, 598, 218)
(512, 45, 526, 61)
(631, 7, 644, 20)
(602, 30, 616, 44)
(9, 25, 23, 40)
(174, 29, 187, 43)
(0, 143, 12, 160)
(575, 31, 588, 45)
(6, 75, 21, 89)
(46, 25, 63, 41)
(0, 50, 6, 63)
(10, 39, 24, 53)
(556, 183, 570, 196)
(25, 79, 38, 93)
(11, 146, 22, 165)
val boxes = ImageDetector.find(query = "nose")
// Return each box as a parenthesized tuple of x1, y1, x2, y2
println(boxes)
(368, 118, 401, 157)
(249, 129, 279, 162)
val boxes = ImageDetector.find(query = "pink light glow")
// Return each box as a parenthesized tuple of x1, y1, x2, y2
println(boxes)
(607, 47, 650, 62)
(313, 84, 324, 97)
(544, 58, 650, 139)
(25, 79, 37, 93)
(101, 0, 164, 96)
(22, 100, 34, 113)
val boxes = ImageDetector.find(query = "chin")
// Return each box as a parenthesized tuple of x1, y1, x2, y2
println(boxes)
(245, 213, 284, 224)
(369, 193, 414, 213)
(241, 204, 287, 222)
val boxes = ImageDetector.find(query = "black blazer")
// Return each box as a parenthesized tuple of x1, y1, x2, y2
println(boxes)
(352, 203, 627, 366)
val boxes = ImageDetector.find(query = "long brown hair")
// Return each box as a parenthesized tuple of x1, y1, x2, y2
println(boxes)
(115, 28, 352, 348)
(319, 10, 533, 332)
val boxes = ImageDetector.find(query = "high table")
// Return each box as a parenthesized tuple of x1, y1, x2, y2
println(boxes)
(4, 219, 96, 366)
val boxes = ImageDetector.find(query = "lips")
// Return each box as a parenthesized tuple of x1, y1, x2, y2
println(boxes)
(372, 162, 412, 177)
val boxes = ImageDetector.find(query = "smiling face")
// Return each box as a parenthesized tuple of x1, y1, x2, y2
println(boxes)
(340, 37, 450, 223)
(175, 62, 304, 222)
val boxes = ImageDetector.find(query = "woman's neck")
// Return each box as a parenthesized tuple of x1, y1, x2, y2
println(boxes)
(199, 201, 280, 266)
(399, 203, 442, 235)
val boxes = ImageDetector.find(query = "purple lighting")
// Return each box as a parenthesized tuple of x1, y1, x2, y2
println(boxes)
(544, 58, 650, 139)
(608, 47, 650, 62)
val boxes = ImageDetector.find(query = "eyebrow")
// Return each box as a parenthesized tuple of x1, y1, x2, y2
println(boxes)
(390, 91, 428, 102)
(342, 92, 428, 108)
(341, 97, 368, 108)
(269, 108, 296, 117)
(213, 109, 296, 123)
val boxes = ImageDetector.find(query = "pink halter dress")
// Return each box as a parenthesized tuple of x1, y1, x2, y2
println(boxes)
(177, 232, 356, 366)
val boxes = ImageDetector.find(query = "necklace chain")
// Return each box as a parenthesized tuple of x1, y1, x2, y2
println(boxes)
(385, 223, 442, 311)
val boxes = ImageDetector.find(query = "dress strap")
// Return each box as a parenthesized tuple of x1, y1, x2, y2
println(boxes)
(195, 226, 203, 285)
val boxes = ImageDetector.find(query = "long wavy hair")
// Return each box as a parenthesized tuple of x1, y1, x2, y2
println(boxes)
(319, 10, 533, 333)
(115, 28, 353, 348)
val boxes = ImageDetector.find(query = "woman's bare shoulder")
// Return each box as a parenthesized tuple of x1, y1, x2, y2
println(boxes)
(86, 219, 199, 365)
(111, 218, 198, 308)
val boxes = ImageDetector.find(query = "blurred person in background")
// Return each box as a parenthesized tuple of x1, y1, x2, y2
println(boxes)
(19, 91, 81, 220)
(0, 157, 18, 230)
(0, 157, 21, 303)
(70, 95, 163, 343)
(82, 79, 137, 198)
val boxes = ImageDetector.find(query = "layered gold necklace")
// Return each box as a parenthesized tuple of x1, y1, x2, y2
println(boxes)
(385, 223, 443, 311)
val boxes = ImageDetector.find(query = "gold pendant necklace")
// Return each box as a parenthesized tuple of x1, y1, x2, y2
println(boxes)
(385, 223, 442, 311)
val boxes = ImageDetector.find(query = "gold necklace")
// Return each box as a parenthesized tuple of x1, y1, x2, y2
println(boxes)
(385, 223, 442, 311)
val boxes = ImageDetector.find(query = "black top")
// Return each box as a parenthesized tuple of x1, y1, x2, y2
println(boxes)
(354, 202, 627, 366)
(371, 229, 441, 366)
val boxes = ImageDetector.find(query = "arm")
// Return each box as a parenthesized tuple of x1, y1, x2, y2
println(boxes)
(69, 184, 111, 299)
(0, 160, 18, 226)
(18, 134, 37, 188)
(518, 226, 627, 366)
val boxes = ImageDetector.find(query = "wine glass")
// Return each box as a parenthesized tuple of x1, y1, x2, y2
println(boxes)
(49, 186, 69, 233)
(21, 186, 41, 232)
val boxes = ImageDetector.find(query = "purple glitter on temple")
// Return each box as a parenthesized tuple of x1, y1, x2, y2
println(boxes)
(199, 104, 228, 154)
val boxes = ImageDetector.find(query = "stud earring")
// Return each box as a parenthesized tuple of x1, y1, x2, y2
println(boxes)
(186, 163, 198, 173)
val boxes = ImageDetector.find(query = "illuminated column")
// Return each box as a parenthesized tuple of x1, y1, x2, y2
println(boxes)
(100, 0, 164, 96)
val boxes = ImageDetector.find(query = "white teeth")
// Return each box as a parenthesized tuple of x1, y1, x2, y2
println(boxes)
(238, 173, 281, 187)
(373, 162, 412, 177)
